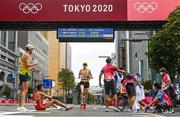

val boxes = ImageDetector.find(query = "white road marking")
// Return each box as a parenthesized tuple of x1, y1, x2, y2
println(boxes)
(0, 110, 50, 115)
(0, 112, 34, 117)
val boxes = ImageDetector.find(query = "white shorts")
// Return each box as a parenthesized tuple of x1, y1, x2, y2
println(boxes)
(175, 84, 180, 95)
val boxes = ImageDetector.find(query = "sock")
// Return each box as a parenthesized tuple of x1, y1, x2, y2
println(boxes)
(81, 95, 86, 105)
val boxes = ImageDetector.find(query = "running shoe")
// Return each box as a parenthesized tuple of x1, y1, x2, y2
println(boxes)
(56, 106, 63, 110)
(105, 108, 109, 112)
(165, 109, 175, 114)
(142, 106, 147, 112)
(171, 109, 175, 113)
(113, 107, 120, 112)
(17, 106, 30, 112)
(131, 109, 137, 113)
(149, 106, 156, 111)
(80, 105, 84, 110)
(66, 105, 74, 111)
(83, 105, 87, 110)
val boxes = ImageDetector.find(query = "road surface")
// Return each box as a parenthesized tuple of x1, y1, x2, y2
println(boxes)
(0, 105, 180, 117)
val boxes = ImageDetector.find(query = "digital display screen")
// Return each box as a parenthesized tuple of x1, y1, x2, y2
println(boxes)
(57, 28, 114, 42)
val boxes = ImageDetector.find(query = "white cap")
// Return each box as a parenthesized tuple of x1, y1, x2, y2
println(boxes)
(26, 44, 34, 50)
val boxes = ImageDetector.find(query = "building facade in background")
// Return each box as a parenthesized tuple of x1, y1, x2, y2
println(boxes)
(41, 31, 71, 97)
(115, 31, 126, 69)
(115, 31, 154, 81)
(0, 31, 18, 97)
(18, 31, 48, 88)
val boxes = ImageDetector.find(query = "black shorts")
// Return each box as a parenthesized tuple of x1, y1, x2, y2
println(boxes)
(104, 80, 116, 96)
(80, 81, 90, 88)
(19, 73, 31, 85)
(125, 83, 136, 97)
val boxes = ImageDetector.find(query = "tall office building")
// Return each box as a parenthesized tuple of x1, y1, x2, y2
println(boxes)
(0, 31, 18, 97)
(115, 31, 154, 81)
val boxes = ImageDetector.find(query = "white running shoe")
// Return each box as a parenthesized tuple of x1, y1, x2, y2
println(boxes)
(105, 108, 109, 112)
(65, 105, 74, 111)
(171, 109, 175, 113)
(56, 106, 63, 110)
(16, 107, 20, 111)
(149, 106, 156, 111)
(17, 106, 30, 112)
(113, 107, 120, 112)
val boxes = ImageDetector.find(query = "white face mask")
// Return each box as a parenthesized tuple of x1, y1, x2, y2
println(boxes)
(160, 72, 164, 75)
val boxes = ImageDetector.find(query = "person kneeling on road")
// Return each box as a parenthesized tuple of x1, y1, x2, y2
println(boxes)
(149, 83, 174, 113)
(33, 84, 73, 111)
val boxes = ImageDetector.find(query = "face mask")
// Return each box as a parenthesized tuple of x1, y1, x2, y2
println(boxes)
(160, 72, 164, 75)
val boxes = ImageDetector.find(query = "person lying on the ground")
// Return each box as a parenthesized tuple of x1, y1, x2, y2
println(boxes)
(149, 83, 174, 113)
(33, 84, 73, 111)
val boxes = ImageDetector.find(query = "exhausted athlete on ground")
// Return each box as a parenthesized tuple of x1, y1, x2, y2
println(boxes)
(33, 84, 73, 111)
(99, 57, 126, 112)
(79, 62, 93, 110)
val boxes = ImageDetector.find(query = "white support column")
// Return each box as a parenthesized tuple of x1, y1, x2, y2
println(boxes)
(126, 31, 130, 72)
(115, 31, 119, 67)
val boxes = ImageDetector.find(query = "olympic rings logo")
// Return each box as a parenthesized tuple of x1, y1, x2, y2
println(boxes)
(19, 3, 42, 14)
(134, 2, 158, 14)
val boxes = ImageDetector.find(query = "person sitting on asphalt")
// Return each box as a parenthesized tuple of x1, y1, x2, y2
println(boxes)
(33, 84, 73, 111)
(121, 73, 138, 111)
(149, 83, 174, 113)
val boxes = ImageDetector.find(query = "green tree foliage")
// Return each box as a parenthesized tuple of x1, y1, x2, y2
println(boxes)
(75, 83, 81, 104)
(87, 92, 94, 104)
(142, 80, 152, 90)
(58, 68, 75, 100)
(148, 6, 180, 75)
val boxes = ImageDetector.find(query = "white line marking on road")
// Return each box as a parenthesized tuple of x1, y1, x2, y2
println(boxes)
(0, 112, 21, 115)
(0, 111, 33, 117)
(0, 110, 50, 115)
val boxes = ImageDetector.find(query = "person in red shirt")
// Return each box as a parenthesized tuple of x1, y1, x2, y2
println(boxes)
(99, 57, 126, 112)
(33, 84, 73, 111)
(160, 67, 171, 97)
(122, 73, 138, 110)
